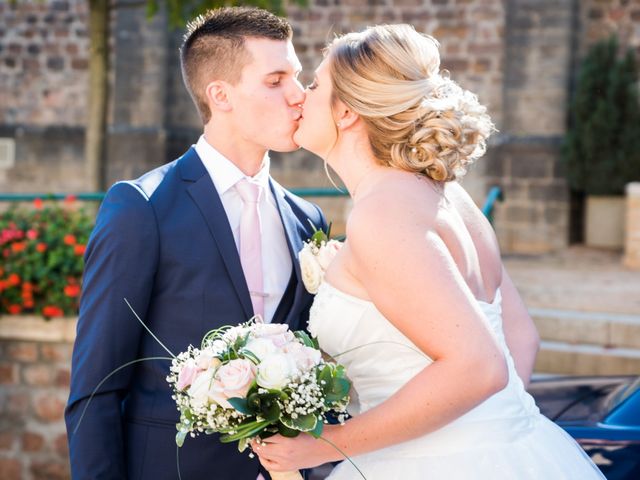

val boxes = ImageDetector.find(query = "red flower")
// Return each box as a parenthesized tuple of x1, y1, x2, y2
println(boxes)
(36, 242, 47, 253)
(64, 284, 81, 297)
(26, 229, 38, 240)
(33, 198, 43, 210)
(8, 304, 22, 315)
(63, 234, 76, 246)
(42, 305, 64, 318)
(7, 273, 20, 287)
(11, 242, 26, 253)
(23, 300, 34, 309)
(73, 244, 86, 256)
(64, 194, 77, 204)
(22, 282, 34, 292)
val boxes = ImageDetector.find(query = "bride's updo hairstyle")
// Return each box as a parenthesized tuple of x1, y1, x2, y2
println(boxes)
(327, 24, 494, 181)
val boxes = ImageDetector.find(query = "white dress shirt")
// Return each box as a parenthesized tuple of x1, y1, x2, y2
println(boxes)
(194, 135, 292, 323)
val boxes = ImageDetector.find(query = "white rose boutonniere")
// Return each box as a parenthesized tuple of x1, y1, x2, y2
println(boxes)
(298, 221, 342, 294)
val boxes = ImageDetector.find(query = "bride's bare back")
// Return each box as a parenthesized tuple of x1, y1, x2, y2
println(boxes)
(326, 170, 502, 305)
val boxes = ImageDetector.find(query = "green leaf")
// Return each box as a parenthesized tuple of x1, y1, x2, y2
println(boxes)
(309, 416, 324, 438)
(227, 397, 253, 415)
(220, 419, 271, 443)
(281, 413, 317, 432)
(277, 422, 300, 438)
(176, 429, 187, 447)
(294, 330, 318, 349)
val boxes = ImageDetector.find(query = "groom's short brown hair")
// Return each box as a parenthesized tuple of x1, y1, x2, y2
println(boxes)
(180, 7, 293, 123)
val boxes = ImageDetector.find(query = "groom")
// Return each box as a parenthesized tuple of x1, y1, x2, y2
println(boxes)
(65, 7, 325, 479)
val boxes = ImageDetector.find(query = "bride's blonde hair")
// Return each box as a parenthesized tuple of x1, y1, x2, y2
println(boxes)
(327, 24, 494, 182)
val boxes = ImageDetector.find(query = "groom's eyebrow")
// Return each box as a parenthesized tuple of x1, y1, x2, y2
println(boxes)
(265, 65, 302, 76)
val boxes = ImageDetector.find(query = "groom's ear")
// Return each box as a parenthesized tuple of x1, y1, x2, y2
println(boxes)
(205, 81, 233, 113)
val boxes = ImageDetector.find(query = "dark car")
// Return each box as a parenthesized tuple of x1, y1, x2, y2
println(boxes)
(528, 375, 640, 480)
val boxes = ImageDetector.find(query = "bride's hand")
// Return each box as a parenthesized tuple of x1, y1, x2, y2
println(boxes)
(250, 431, 336, 472)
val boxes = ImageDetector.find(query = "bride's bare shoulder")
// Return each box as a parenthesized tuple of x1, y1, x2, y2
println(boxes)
(347, 172, 440, 245)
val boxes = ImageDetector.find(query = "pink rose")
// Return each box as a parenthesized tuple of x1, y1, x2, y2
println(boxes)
(252, 323, 289, 338)
(177, 361, 199, 390)
(283, 343, 321, 372)
(263, 331, 295, 348)
(210, 359, 256, 409)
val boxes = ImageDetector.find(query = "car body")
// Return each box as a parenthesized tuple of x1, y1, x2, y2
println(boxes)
(528, 375, 640, 480)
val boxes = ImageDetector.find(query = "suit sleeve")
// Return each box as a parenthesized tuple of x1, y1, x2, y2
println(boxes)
(65, 183, 159, 479)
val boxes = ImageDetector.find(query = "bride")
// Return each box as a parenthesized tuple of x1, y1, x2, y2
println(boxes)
(252, 24, 604, 479)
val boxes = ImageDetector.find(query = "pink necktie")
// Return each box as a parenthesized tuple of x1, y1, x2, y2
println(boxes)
(235, 179, 264, 320)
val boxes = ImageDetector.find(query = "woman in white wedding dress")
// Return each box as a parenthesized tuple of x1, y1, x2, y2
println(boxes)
(252, 24, 605, 479)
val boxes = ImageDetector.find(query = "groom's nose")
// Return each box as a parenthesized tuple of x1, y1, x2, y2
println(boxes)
(289, 77, 306, 106)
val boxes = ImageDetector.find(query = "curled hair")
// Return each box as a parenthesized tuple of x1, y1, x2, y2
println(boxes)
(327, 25, 494, 181)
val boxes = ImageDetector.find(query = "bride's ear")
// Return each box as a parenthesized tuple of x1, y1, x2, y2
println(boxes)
(334, 101, 358, 131)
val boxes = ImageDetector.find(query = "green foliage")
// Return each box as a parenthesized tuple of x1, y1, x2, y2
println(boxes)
(145, 0, 309, 28)
(563, 36, 640, 195)
(0, 197, 93, 319)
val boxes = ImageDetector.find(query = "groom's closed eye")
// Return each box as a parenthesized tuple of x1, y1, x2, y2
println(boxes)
(307, 80, 318, 90)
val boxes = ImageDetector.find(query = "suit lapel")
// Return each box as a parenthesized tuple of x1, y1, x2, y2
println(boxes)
(180, 149, 254, 320)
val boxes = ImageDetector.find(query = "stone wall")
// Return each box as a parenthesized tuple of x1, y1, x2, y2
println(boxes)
(0, 0, 89, 126)
(0, 329, 72, 480)
(1, 0, 640, 248)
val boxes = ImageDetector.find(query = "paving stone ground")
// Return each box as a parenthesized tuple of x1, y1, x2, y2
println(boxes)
(504, 246, 640, 316)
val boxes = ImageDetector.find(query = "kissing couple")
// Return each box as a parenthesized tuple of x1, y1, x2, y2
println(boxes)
(66, 6, 604, 480)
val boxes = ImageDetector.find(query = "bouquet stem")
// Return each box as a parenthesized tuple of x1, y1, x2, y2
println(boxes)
(269, 470, 303, 480)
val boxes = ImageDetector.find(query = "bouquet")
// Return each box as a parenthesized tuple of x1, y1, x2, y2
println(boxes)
(298, 222, 343, 294)
(167, 318, 351, 480)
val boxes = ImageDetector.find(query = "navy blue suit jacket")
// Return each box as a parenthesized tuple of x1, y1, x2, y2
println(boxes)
(65, 147, 327, 479)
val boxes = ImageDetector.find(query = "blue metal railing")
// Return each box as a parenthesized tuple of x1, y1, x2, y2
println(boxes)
(0, 186, 503, 220)
(481, 186, 504, 224)
(0, 188, 347, 202)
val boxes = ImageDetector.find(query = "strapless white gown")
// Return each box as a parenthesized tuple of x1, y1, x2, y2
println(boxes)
(308, 282, 605, 479)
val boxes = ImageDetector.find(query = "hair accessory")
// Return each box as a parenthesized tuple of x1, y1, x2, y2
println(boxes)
(411, 147, 417, 153)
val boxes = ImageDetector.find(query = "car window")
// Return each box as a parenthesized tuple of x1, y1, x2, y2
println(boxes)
(606, 380, 640, 427)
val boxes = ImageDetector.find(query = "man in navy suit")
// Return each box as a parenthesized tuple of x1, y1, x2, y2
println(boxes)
(65, 7, 325, 479)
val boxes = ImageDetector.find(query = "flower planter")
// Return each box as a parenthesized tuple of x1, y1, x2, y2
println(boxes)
(0, 315, 77, 342)
(624, 183, 640, 269)
(585, 195, 626, 249)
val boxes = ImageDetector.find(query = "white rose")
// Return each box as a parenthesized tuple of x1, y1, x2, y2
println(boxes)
(188, 368, 215, 408)
(299, 245, 323, 294)
(316, 240, 342, 270)
(256, 353, 297, 390)
(243, 337, 277, 361)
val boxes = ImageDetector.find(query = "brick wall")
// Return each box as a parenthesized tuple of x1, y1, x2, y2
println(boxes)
(0, 337, 72, 480)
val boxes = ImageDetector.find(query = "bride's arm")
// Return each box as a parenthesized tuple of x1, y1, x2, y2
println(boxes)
(499, 266, 540, 387)
(253, 192, 509, 470)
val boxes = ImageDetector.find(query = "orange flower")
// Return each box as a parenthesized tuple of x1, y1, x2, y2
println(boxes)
(73, 244, 86, 256)
(23, 300, 34, 309)
(33, 198, 43, 210)
(11, 242, 26, 253)
(42, 305, 64, 318)
(64, 234, 76, 246)
(36, 243, 47, 253)
(64, 284, 81, 297)
(0, 280, 6, 291)
(7, 273, 20, 287)
(22, 282, 34, 292)
(8, 304, 22, 315)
